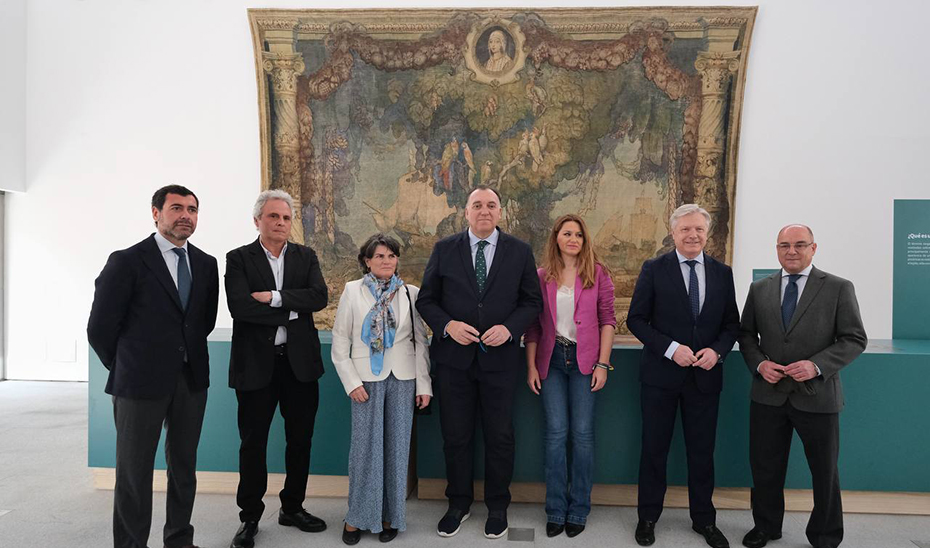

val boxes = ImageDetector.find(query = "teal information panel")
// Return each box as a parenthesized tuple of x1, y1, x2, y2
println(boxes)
(752, 268, 779, 282)
(893, 199, 930, 339)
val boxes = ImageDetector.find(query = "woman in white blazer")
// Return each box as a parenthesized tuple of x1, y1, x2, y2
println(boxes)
(331, 233, 432, 545)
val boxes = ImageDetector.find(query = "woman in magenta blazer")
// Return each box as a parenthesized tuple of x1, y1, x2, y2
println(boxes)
(525, 214, 616, 538)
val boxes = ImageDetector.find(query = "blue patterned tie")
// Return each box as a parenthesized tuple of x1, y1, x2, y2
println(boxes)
(172, 248, 191, 310)
(475, 240, 489, 293)
(685, 260, 700, 320)
(782, 274, 801, 329)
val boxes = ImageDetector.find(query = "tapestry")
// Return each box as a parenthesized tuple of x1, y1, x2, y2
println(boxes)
(248, 7, 757, 334)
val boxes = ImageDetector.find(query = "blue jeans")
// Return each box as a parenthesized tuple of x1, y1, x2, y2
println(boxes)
(540, 343, 596, 525)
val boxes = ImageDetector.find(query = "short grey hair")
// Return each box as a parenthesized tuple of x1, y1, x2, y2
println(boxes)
(252, 189, 295, 219)
(670, 203, 711, 230)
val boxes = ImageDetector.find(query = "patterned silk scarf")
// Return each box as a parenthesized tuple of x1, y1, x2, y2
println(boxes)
(361, 273, 404, 375)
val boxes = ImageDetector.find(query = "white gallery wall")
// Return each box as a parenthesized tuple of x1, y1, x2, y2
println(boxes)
(5, 0, 929, 381)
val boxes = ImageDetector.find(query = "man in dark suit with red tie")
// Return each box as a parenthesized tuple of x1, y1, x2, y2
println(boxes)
(88, 185, 219, 548)
(627, 204, 740, 548)
(416, 186, 542, 540)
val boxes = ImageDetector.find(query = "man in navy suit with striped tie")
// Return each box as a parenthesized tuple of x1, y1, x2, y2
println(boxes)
(627, 204, 740, 548)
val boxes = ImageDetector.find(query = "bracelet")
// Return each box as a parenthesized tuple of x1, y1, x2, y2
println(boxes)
(595, 362, 613, 371)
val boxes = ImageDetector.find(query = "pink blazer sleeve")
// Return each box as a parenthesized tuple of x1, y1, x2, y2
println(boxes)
(596, 264, 617, 328)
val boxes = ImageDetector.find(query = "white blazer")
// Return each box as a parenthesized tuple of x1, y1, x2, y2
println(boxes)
(331, 279, 432, 396)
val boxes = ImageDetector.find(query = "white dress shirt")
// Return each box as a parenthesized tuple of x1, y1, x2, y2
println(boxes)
(468, 227, 499, 271)
(664, 251, 706, 360)
(555, 284, 577, 341)
(780, 264, 813, 303)
(153, 231, 191, 288)
(783, 263, 819, 375)
(756, 264, 820, 376)
(443, 228, 501, 337)
(260, 239, 299, 345)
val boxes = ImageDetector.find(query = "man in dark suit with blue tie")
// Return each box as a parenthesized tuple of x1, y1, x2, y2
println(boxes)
(738, 225, 866, 548)
(88, 185, 219, 548)
(627, 204, 740, 548)
(417, 186, 542, 540)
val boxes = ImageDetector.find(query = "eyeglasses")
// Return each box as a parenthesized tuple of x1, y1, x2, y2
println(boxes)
(776, 242, 813, 251)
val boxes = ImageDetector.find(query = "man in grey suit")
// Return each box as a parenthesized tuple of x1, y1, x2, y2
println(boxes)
(738, 224, 867, 548)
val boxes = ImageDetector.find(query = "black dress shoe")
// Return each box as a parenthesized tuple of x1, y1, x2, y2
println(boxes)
(635, 520, 656, 546)
(378, 527, 398, 543)
(546, 522, 565, 537)
(278, 509, 327, 532)
(342, 524, 361, 546)
(693, 524, 730, 548)
(230, 521, 258, 548)
(742, 527, 781, 548)
(565, 522, 585, 537)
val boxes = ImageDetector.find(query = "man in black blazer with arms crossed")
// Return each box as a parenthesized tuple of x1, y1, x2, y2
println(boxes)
(225, 190, 329, 548)
(627, 204, 739, 548)
(738, 225, 866, 548)
(417, 186, 542, 540)
(88, 185, 219, 548)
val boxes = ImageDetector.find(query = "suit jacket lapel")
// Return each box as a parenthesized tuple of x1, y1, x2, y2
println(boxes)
(186, 243, 208, 315)
(786, 267, 826, 335)
(482, 229, 508, 294)
(663, 252, 692, 315)
(140, 235, 184, 311)
(247, 238, 278, 291)
(282, 242, 298, 290)
(764, 271, 786, 334)
(573, 272, 583, 317)
(546, 278, 558, 328)
(396, 284, 411, 329)
(698, 254, 716, 321)
(457, 232, 480, 297)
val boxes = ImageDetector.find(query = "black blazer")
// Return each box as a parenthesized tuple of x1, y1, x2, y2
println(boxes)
(416, 229, 542, 371)
(225, 238, 328, 391)
(626, 250, 739, 393)
(87, 234, 219, 399)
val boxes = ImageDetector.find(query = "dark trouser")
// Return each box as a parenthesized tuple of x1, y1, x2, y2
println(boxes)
(235, 352, 320, 523)
(637, 375, 721, 527)
(436, 360, 518, 513)
(750, 400, 843, 548)
(112, 367, 207, 548)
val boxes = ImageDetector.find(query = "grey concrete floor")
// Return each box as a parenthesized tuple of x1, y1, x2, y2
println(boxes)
(0, 380, 928, 547)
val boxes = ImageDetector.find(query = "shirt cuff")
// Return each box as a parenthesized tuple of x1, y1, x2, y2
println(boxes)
(664, 341, 680, 360)
(270, 290, 282, 308)
(813, 363, 822, 376)
(443, 320, 452, 337)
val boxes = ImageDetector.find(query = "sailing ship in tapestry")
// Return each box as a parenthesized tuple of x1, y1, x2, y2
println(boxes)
(249, 8, 757, 331)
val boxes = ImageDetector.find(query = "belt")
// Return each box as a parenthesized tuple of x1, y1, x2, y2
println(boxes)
(274, 344, 287, 356)
(555, 335, 576, 346)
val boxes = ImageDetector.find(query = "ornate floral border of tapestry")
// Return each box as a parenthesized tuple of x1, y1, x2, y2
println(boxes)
(248, 7, 757, 335)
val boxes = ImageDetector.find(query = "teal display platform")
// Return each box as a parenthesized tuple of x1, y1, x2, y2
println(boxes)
(416, 340, 930, 493)
(89, 336, 930, 493)
(88, 329, 350, 475)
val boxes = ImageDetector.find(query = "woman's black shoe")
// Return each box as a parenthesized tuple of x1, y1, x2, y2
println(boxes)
(565, 522, 586, 537)
(379, 527, 398, 543)
(546, 522, 565, 537)
(342, 524, 361, 545)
